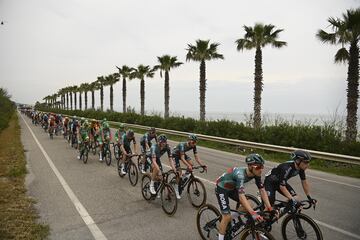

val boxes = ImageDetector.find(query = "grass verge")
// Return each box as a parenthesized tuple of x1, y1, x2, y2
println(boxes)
(115, 124, 360, 179)
(0, 113, 49, 239)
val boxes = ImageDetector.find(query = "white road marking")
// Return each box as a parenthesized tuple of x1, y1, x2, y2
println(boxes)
(307, 175, 360, 190)
(21, 114, 108, 240)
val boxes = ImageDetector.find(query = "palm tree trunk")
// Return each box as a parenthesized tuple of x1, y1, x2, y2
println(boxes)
(110, 84, 113, 111)
(79, 92, 82, 110)
(85, 91, 88, 110)
(164, 71, 170, 118)
(199, 60, 206, 121)
(100, 86, 104, 111)
(345, 41, 359, 141)
(66, 93, 69, 110)
(91, 90, 95, 109)
(140, 78, 145, 115)
(123, 77, 127, 113)
(70, 92, 73, 110)
(253, 47, 263, 129)
(74, 92, 77, 110)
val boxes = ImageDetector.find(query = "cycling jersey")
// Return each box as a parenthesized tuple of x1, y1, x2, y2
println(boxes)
(71, 121, 79, 133)
(146, 143, 171, 171)
(140, 132, 157, 152)
(120, 134, 136, 152)
(115, 130, 126, 142)
(171, 142, 197, 157)
(215, 167, 264, 214)
(264, 160, 305, 204)
(265, 160, 306, 186)
(79, 126, 89, 141)
(216, 167, 263, 193)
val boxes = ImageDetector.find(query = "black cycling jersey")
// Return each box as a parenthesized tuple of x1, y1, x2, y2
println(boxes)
(265, 160, 306, 186)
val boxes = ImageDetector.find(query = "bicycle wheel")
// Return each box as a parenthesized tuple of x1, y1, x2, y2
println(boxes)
(114, 144, 121, 160)
(117, 159, 126, 178)
(141, 174, 152, 201)
(196, 204, 221, 240)
(281, 213, 323, 240)
(187, 178, 207, 208)
(82, 148, 88, 164)
(128, 161, 138, 186)
(91, 142, 97, 155)
(239, 226, 275, 240)
(160, 183, 177, 216)
(105, 149, 112, 166)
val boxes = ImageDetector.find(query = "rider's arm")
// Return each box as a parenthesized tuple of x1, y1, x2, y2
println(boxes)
(120, 136, 127, 155)
(180, 153, 192, 169)
(167, 148, 176, 171)
(239, 193, 256, 213)
(255, 176, 272, 210)
(152, 156, 160, 171)
(133, 140, 138, 155)
(193, 146, 205, 167)
(279, 185, 294, 200)
(301, 179, 310, 196)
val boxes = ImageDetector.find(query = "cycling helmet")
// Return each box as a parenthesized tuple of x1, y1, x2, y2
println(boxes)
(245, 153, 265, 165)
(291, 150, 312, 162)
(80, 117, 85, 124)
(103, 122, 110, 129)
(119, 123, 125, 130)
(83, 120, 89, 128)
(127, 129, 135, 138)
(149, 127, 156, 134)
(91, 119, 97, 123)
(188, 134, 198, 142)
(158, 134, 167, 143)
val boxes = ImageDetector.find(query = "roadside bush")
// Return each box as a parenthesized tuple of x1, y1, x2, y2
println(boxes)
(36, 107, 360, 156)
(0, 88, 15, 132)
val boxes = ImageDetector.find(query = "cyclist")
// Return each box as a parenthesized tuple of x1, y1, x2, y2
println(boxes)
(63, 116, 69, 136)
(70, 116, 79, 147)
(215, 153, 272, 240)
(139, 127, 158, 173)
(48, 113, 56, 136)
(264, 150, 317, 207)
(98, 120, 112, 162)
(114, 123, 126, 146)
(147, 134, 176, 194)
(171, 134, 206, 199)
(77, 120, 90, 160)
(119, 129, 138, 175)
(89, 119, 99, 142)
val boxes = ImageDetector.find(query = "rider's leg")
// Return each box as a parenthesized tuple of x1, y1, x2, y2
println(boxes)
(216, 187, 232, 240)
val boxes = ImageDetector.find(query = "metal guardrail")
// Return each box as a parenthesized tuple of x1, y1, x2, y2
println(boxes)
(107, 121, 360, 166)
(49, 113, 360, 165)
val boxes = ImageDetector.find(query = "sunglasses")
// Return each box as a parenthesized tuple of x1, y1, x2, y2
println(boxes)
(302, 160, 310, 164)
(252, 164, 264, 170)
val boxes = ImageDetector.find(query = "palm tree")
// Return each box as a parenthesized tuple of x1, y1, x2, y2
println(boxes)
(317, 8, 360, 141)
(80, 83, 91, 110)
(78, 85, 84, 110)
(97, 76, 106, 111)
(104, 73, 119, 111)
(236, 23, 287, 128)
(154, 55, 183, 118)
(57, 88, 64, 109)
(64, 86, 71, 110)
(186, 39, 224, 121)
(72, 85, 78, 110)
(90, 81, 100, 110)
(116, 65, 133, 113)
(130, 65, 155, 115)
(43, 95, 51, 107)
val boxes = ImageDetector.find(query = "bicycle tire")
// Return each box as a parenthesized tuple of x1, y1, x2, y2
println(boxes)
(128, 161, 138, 186)
(114, 144, 121, 160)
(239, 226, 275, 240)
(117, 159, 126, 178)
(91, 142, 97, 155)
(82, 149, 88, 164)
(105, 149, 111, 166)
(281, 212, 323, 240)
(160, 182, 177, 216)
(196, 203, 221, 240)
(187, 178, 207, 208)
(141, 174, 152, 201)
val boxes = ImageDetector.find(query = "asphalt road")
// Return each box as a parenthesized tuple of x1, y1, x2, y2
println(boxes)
(20, 113, 360, 240)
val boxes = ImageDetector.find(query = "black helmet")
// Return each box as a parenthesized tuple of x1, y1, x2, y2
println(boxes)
(245, 153, 265, 165)
(291, 150, 311, 162)
(158, 134, 167, 143)
(149, 127, 156, 134)
(127, 129, 134, 138)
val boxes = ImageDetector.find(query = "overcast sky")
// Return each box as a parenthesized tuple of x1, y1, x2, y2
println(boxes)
(0, 0, 359, 118)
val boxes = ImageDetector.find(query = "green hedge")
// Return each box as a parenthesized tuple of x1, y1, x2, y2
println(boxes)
(0, 88, 15, 132)
(36, 107, 360, 157)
